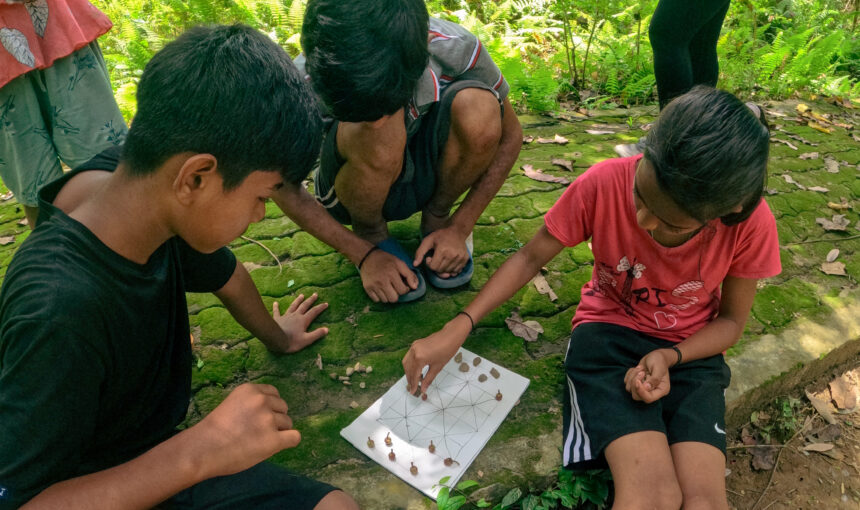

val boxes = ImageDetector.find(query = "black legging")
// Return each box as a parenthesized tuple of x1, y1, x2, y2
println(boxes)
(649, 0, 731, 109)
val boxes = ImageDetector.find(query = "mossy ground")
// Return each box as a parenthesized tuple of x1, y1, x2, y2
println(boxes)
(1, 99, 857, 508)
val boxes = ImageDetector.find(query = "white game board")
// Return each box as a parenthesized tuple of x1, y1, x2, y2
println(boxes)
(340, 348, 530, 499)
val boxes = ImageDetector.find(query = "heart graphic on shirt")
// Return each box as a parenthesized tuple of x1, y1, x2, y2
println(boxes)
(653, 311, 678, 330)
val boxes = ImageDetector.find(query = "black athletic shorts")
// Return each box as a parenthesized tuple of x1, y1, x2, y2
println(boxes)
(313, 80, 500, 224)
(159, 461, 338, 510)
(562, 322, 731, 469)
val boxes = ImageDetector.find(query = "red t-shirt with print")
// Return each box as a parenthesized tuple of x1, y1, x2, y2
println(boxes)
(544, 154, 781, 343)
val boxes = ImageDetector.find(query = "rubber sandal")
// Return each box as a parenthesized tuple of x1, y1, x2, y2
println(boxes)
(376, 237, 426, 303)
(424, 232, 474, 289)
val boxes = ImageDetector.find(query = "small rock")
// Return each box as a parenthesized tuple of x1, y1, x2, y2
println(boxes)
(329, 372, 337, 380)
(349, 401, 359, 409)
(454, 352, 463, 363)
(338, 375, 350, 382)
(490, 367, 500, 379)
(478, 374, 488, 382)
(354, 362, 363, 372)
(342, 380, 351, 386)
(826, 248, 840, 262)
(346, 367, 355, 376)
(473, 356, 482, 367)
(365, 366, 373, 374)
(459, 362, 470, 373)
(359, 382, 366, 389)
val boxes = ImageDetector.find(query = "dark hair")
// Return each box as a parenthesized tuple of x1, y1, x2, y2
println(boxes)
(642, 85, 770, 226)
(301, 0, 430, 122)
(122, 24, 322, 187)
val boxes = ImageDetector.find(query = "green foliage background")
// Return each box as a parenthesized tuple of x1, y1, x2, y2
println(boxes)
(93, 0, 859, 119)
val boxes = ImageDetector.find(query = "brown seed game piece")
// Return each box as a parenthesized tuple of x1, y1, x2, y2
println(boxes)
(367, 437, 375, 448)
(473, 356, 482, 366)
(410, 462, 418, 476)
(428, 440, 436, 453)
(444, 457, 454, 466)
(495, 390, 503, 401)
(388, 449, 396, 461)
(384, 432, 392, 446)
(454, 352, 463, 363)
(478, 374, 487, 382)
(490, 367, 500, 379)
(421, 393, 427, 401)
(459, 362, 469, 372)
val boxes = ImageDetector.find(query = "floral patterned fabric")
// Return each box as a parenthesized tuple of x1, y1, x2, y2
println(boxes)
(0, 0, 111, 88)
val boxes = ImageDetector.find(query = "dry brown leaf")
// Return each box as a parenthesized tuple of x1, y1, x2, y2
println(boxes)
(771, 137, 798, 150)
(521, 164, 570, 185)
(750, 446, 776, 471)
(807, 120, 832, 134)
(816, 215, 850, 231)
(803, 443, 834, 452)
(852, 133, 860, 143)
(550, 158, 574, 172)
(806, 389, 837, 424)
(825, 248, 840, 262)
(796, 103, 811, 114)
(505, 309, 543, 342)
(536, 134, 569, 145)
(827, 198, 852, 211)
(809, 111, 830, 124)
(829, 371, 859, 410)
(832, 121, 852, 129)
(585, 129, 614, 135)
(314, 353, 323, 370)
(0, 236, 15, 246)
(522, 135, 534, 144)
(824, 158, 839, 173)
(811, 423, 842, 443)
(798, 152, 819, 160)
(820, 261, 846, 276)
(0, 191, 13, 201)
(782, 174, 805, 189)
(17, 218, 28, 226)
(807, 186, 829, 193)
(532, 274, 558, 302)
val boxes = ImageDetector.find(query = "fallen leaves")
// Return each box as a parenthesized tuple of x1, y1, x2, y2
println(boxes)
(823, 158, 839, 173)
(781, 174, 805, 189)
(585, 129, 614, 135)
(771, 137, 798, 150)
(807, 186, 829, 193)
(827, 198, 852, 211)
(531, 274, 558, 302)
(550, 158, 574, 172)
(798, 152, 819, 160)
(816, 215, 850, 232)
(0, 236, 14, 246)
(314, 353, 323, 370)
(820, 261, 846, 276)
(521, 164, 570, 185)
(536, 134, 569, 145)
(504, 309, 543, 342)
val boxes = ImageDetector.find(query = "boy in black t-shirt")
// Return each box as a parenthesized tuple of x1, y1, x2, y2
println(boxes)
(0, 25, 358, 510)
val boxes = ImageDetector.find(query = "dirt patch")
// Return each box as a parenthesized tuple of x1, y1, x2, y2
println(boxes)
(726, 363, 860, 509)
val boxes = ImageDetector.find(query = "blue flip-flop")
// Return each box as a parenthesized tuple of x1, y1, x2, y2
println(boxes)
(376, 238, 426, 303)
(424, 232, 474, 289)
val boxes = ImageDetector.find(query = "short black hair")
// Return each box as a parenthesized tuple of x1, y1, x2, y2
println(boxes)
(642, 86, 770, 226)
(301, 0, 430, 122)
(123, 24, 322, 187)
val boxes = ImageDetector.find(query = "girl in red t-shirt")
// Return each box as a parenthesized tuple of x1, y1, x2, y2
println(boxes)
(403, 86, 780, 509)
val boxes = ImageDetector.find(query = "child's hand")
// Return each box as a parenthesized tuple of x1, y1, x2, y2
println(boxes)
(272, 293, 329, 353)
(190, 383, 301, 480)
(402, 317, 471, 397)
(624, 349, 672, 403)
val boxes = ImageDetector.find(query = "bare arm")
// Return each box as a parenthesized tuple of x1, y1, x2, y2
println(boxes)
(21, 384, 300, 509)
(214, 259, 328, 353)
(625, 275, 758, 402)
(403, 226, 564, 394)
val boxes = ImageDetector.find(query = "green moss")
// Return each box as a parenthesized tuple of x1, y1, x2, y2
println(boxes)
(192, 385, 230, 417)
(479, 195, 541, 224)
(197, 306, 252, 346)
(751, 278, 820, 329)
(270, 409, 359, 473)
(290, 231, 336, 258)
(243, 216, 300, 239)
(186, 292, 223, 314)
(354, 298, 458, 352)
(250, 253, 357, 297)
(230, 237, 293, 266)
(473, 223, 522, 255)
(191, 344, 247, 390)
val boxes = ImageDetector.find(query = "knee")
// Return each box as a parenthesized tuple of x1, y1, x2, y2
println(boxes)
(616, 480, 683, 510)
(680, 489, 728, 510)
(314, 490, 360, 510)
(449, 89, 502, 157)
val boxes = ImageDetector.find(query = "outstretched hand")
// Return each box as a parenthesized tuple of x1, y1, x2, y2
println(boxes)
(623, 349, 672, 403)
(402, 317, 471, 397)
(272, 293, 329, 353)
(413, 227, 469, 278)
(360, 249, 419, 303)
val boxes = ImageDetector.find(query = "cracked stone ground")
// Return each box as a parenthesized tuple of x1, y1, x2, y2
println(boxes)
(0, 99, 856, 508)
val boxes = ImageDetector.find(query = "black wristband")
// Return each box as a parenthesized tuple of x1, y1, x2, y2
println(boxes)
(456, 311, 476, 333)
(358, 245, 380, 271)
(670, 346, 682, 367)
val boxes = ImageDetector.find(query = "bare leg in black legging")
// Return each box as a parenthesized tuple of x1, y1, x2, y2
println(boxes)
(615, 0, 730, 157)
(649, 0, 731, 109)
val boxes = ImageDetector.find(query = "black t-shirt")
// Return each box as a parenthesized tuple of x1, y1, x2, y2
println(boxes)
(0, 147, 237, 508)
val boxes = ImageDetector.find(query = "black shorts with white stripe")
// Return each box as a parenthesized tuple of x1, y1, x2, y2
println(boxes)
(562, 322, 730, 469)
